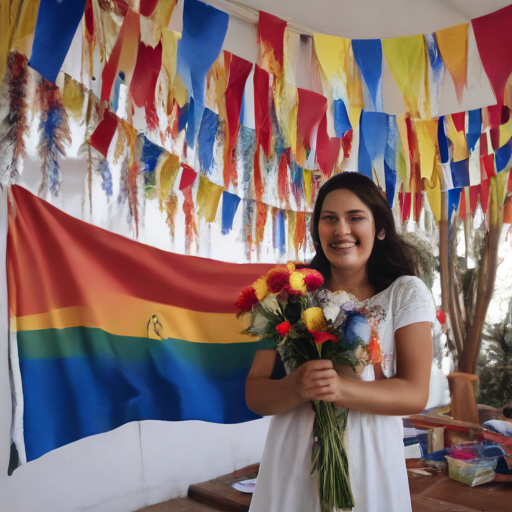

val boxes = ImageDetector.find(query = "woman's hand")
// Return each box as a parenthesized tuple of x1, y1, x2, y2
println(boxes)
(292, 360, 345, 403)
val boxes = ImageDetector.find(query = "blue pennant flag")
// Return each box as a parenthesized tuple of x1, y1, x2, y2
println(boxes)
(384, 116, 398, 207)
(448, 188, 462, 223)
(495, 139, 512, 172)
(438, 116, 449, 164)
(450, 159, 470, 188)
(467, 110, 482, 154)
(358, 113, 373, 179)
(197, 109, 219, 175)
(29, 0, 87, 83)
(352, 39, 383, 112)
(333, 99, 352, 137)
(221, 192, 241, 235)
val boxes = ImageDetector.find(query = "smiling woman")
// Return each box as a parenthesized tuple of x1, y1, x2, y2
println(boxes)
(246, 171, 436, 512)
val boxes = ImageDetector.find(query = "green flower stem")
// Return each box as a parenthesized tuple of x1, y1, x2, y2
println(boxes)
(311, 401, 354, 512)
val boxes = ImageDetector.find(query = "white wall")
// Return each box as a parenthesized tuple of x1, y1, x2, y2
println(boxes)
(0, 1, 509, 511)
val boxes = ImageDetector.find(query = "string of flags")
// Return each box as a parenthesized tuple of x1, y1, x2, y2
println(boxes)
(2, 0, 512, 260)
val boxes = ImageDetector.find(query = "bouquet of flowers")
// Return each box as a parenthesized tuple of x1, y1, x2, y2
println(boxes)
(236, 262, 384, 512)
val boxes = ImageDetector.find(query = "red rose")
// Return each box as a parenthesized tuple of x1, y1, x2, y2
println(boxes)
(309, 330, 338, 346)
(436, 310, 446, 325)
(276, 321, 291, 336)
(266, 268, 290, 293)
(300, 269, 324, 291)
(235, 287, 258, 312)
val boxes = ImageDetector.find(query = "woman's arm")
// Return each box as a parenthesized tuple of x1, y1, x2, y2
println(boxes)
(304, 322, 433, 416)
(245, 350, 339, 416)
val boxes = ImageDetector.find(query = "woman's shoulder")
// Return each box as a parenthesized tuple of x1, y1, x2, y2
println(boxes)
(389, 275, 436, 329)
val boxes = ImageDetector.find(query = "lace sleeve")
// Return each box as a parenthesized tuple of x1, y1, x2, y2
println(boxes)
(392, 276, 436, 332)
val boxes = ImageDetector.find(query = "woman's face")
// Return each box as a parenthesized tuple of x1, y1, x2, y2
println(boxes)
(317, 188, 376, 274)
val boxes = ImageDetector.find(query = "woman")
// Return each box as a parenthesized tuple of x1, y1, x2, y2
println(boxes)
(246, 172, 435, 512)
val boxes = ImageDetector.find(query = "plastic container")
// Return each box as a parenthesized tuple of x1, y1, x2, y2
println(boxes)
(445, 455, 498, 486)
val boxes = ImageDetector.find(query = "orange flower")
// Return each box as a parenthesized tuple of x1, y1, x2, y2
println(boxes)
(368, 337, 382, 364)
(309, 330, 338, 346)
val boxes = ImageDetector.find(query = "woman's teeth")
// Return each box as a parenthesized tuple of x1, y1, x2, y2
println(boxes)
(330, 242, 356, 249)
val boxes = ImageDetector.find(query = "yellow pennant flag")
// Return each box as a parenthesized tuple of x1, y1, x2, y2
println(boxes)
(162, 28, 180, 87)
(435, 23, 468, 105)
(499, 114, 512, 147)
(415, 119, 438, 181)
(196, 175, 223, 223)
(382, 35, 429, 119)
(313, 34, 350, 83)
(158, 153, 180, 209)
(303, 170, 314, 208)
(446, 115, 469, 162)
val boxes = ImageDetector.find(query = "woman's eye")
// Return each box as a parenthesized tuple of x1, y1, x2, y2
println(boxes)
(349, 216, 363, 221)
(321, 216, 336, 221)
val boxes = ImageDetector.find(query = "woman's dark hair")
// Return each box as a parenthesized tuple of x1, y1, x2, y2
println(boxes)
(309, 172, 418, 292)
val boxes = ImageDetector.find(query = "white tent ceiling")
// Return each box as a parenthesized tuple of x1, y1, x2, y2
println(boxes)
(200, 0, 512, 39)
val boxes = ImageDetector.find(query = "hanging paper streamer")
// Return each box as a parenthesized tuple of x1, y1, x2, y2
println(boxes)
(472, 5, 512, 118)
(197, 108, 218, 174)
(185, 98, 197, 148)
(277, 152, 290, 208)
(62, 74, 86, 121)
(29, 0, 87, 83)
(451, 159, 470, 188)
(237, 125, 257, 198)
(255, 201, 268, 248)
(425, 33, 445, 118)
(0, 52, 29, 184)
(221, 191, 241, 235)
(384, 116, 398, 206)
(179, 163, 198, 190)
(139, 136, 164, 192)
(101, 10, 140, 102)
(435, 23, 468, 104)
(334, 99, 352, 137)
(254, 65, 272, 155)
(352, 39, 383, 112)
(241, 199, 254, 257)
(139, 0, 160, 17)
(290, 160, 304, 209)
(495, 139, 512, 173)
(183, 186, 198, 252)
(98, 158, 113, 197)
(446, 115, 469, 162)
(178, 102, 189, 133)
(296, 88, 327, 165)
(37, 80, 71, 196)
(295, 211, 306, 253)
(130, 40, 163, 131)
(437, 116, 449, 164)
(258, 11, 287, 77)
(316, 114, 341, 176)
(273, 208, 286, 256)
(361, 111, 389, 186)
(225, 54, 253, 186)
(399, 191, 412, 223)
(253, 147, 264, 202)
(382, 35, 428, 118)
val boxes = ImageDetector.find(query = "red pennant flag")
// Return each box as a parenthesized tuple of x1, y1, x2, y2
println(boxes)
(480, 133, 488, 156)
(254, 65, 272, 155)
(130, 40, 163, 131)
(414, 192, 423, 222)
(297, 88, 327, 165)
(258, 11, 287, 75)
(179, 164, 197, 191)
(458, 188, 467, 220)
(469, 185, 480, 216)
(472, 5, 512, 124)
(451, 112, 465, 133)
(481, 153, 496, 178)
(89, 110, 118, 157)
(399, 191, 412, 224)
(480, 178, 490, 214)
(139, 0, 159, 16)
(316, 114, 341, 177)
(341, 130, 353, 159)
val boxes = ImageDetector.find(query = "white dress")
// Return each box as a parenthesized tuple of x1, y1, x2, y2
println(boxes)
(249, 276, 436, 512)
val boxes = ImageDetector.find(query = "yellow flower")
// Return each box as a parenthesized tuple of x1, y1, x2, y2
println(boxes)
(303, 307, 327, 331)
(253, 277, 269, 301)
(289, 272, 307, 292)
(286, 261, 296, 273)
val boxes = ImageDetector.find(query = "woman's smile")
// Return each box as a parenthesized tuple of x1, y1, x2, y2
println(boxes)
(318, 189, 376, 272)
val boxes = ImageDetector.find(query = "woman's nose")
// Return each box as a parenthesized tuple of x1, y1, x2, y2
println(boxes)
(334, 220, 350, 236)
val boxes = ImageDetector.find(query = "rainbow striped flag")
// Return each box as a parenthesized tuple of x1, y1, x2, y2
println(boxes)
(7, 185, 274, 463)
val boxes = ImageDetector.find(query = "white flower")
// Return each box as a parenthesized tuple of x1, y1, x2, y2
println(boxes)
(260, 294, 281, 315)
(251, 311, 269, 332)
(333, 290, 353, 305)
(323, 303, 341, 323)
